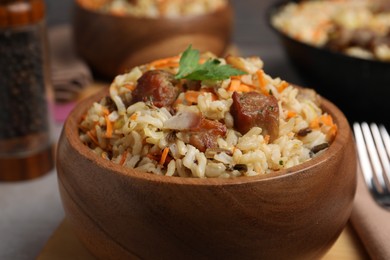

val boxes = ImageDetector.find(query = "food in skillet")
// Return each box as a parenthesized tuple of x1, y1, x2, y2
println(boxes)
(272, 0, 390, 61)
(79, 46, 337, 178)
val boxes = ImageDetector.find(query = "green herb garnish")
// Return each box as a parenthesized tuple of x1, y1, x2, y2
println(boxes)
(175, 45, 247, 81)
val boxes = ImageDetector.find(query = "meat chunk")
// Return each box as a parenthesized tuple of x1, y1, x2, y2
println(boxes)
(184, 80, 202, 91)
(326, 27, 377, 52)
(132, 70, 180, 108)
(230, 91, 279, 141)
(163, 110, 227, 152)
(372, 0, 390, 13)
(188, 118, 227, 152)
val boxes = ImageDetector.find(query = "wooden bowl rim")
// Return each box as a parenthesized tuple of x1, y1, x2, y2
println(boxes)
(61, 86, 351, 186)
(74, 0, 232, 22)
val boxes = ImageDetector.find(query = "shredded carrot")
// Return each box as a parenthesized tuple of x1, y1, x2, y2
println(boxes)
(256, 70, 267, 87)
(148, 56, 180, 69)
(173, 97, 183, 106)
(159, 147, 170, 165)
(310, 117, 320, 129)
(87, 130, 99, 146)
(227, 79, 253, 92)
(312, 21, 330, 44)
(287, 111, 297, 119)
(311, 114, 334, 128)
(120, 150, 128, 165)
(277, 81, 289, 93)
(130, 113, 138, 121)
(310, 114, 338, 140)
(155, 61, 179, 68)
(327, 124, 338, 140)
(102, 107, 110, 116)
(184, 90, 201, 104)
(123, 83, 135, 91)
(184, 90, 217, 104)
(227, 79, 241, 91)
(320, 115, 337, 140)
(319, 114, 334, 126)
(105, 115, 113, 138)
(256, 70, 269, 96)
(264, 135, 270, 144)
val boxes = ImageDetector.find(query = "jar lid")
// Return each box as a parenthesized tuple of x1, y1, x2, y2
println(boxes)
(0, 0, 45, 27)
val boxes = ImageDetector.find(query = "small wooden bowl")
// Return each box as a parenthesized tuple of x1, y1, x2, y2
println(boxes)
(57, 88, 357, 259)
(72, 0, 233, 79)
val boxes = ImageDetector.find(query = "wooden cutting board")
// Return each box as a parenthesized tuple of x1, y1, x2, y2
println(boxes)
(38, 219, 369, 259)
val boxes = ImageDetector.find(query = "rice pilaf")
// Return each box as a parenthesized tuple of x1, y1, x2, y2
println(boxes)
(79, 51, 337, 178)
(272, 0, 390, 61)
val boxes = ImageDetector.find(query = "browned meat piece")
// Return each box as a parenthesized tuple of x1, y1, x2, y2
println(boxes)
(371, 0, 390, 13)
(230, 91, 279, 141)
(326, 27, 376, 52)
(326, 26, 353, 51)
(184, 80, 202, 91)
(349, 28, 376, 49)
(132, 70, 180, 108)
(188, 118, 227, 152)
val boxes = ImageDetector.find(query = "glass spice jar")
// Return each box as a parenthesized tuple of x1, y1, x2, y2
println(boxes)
(0, 0, 54, 181)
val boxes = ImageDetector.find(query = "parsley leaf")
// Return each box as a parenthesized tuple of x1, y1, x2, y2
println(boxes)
(175, 45, 200, 79)
(175, 45, 247, 81)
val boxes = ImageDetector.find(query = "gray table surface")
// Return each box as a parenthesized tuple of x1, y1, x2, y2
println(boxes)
(0, 1, 305, 259)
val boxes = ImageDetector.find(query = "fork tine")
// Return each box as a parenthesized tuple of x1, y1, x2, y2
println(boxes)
(379, 125, 390, 160)
(369, 123, 389, 192)
(353, 122, 376, 192)
(378, 125, 390, 188)
(361, 122, 386, 194)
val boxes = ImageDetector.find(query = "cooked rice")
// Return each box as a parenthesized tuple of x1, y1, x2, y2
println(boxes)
(79, 53, 337, 178)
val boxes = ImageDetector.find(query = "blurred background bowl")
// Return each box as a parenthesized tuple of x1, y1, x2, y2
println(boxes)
(72, 0, 233, 79)
(57, 88, 357, 259)
(267, 0, 390, 127)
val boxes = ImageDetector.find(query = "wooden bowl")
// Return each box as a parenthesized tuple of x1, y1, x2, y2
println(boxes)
(57, 88, 357, 259)
(72, 0, 233, 79)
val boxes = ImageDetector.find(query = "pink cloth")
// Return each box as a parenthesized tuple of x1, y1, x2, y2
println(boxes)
(53, 102, 76, 123)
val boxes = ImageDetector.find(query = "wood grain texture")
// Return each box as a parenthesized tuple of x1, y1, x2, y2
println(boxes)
(0, 145, 54, 181)
(37, 220, 369, 260)
(56, 89, 357, 259)
(72, 1, 233, 79)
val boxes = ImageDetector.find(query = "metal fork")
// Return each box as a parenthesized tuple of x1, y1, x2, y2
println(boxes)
(353, 122, 390, 209)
